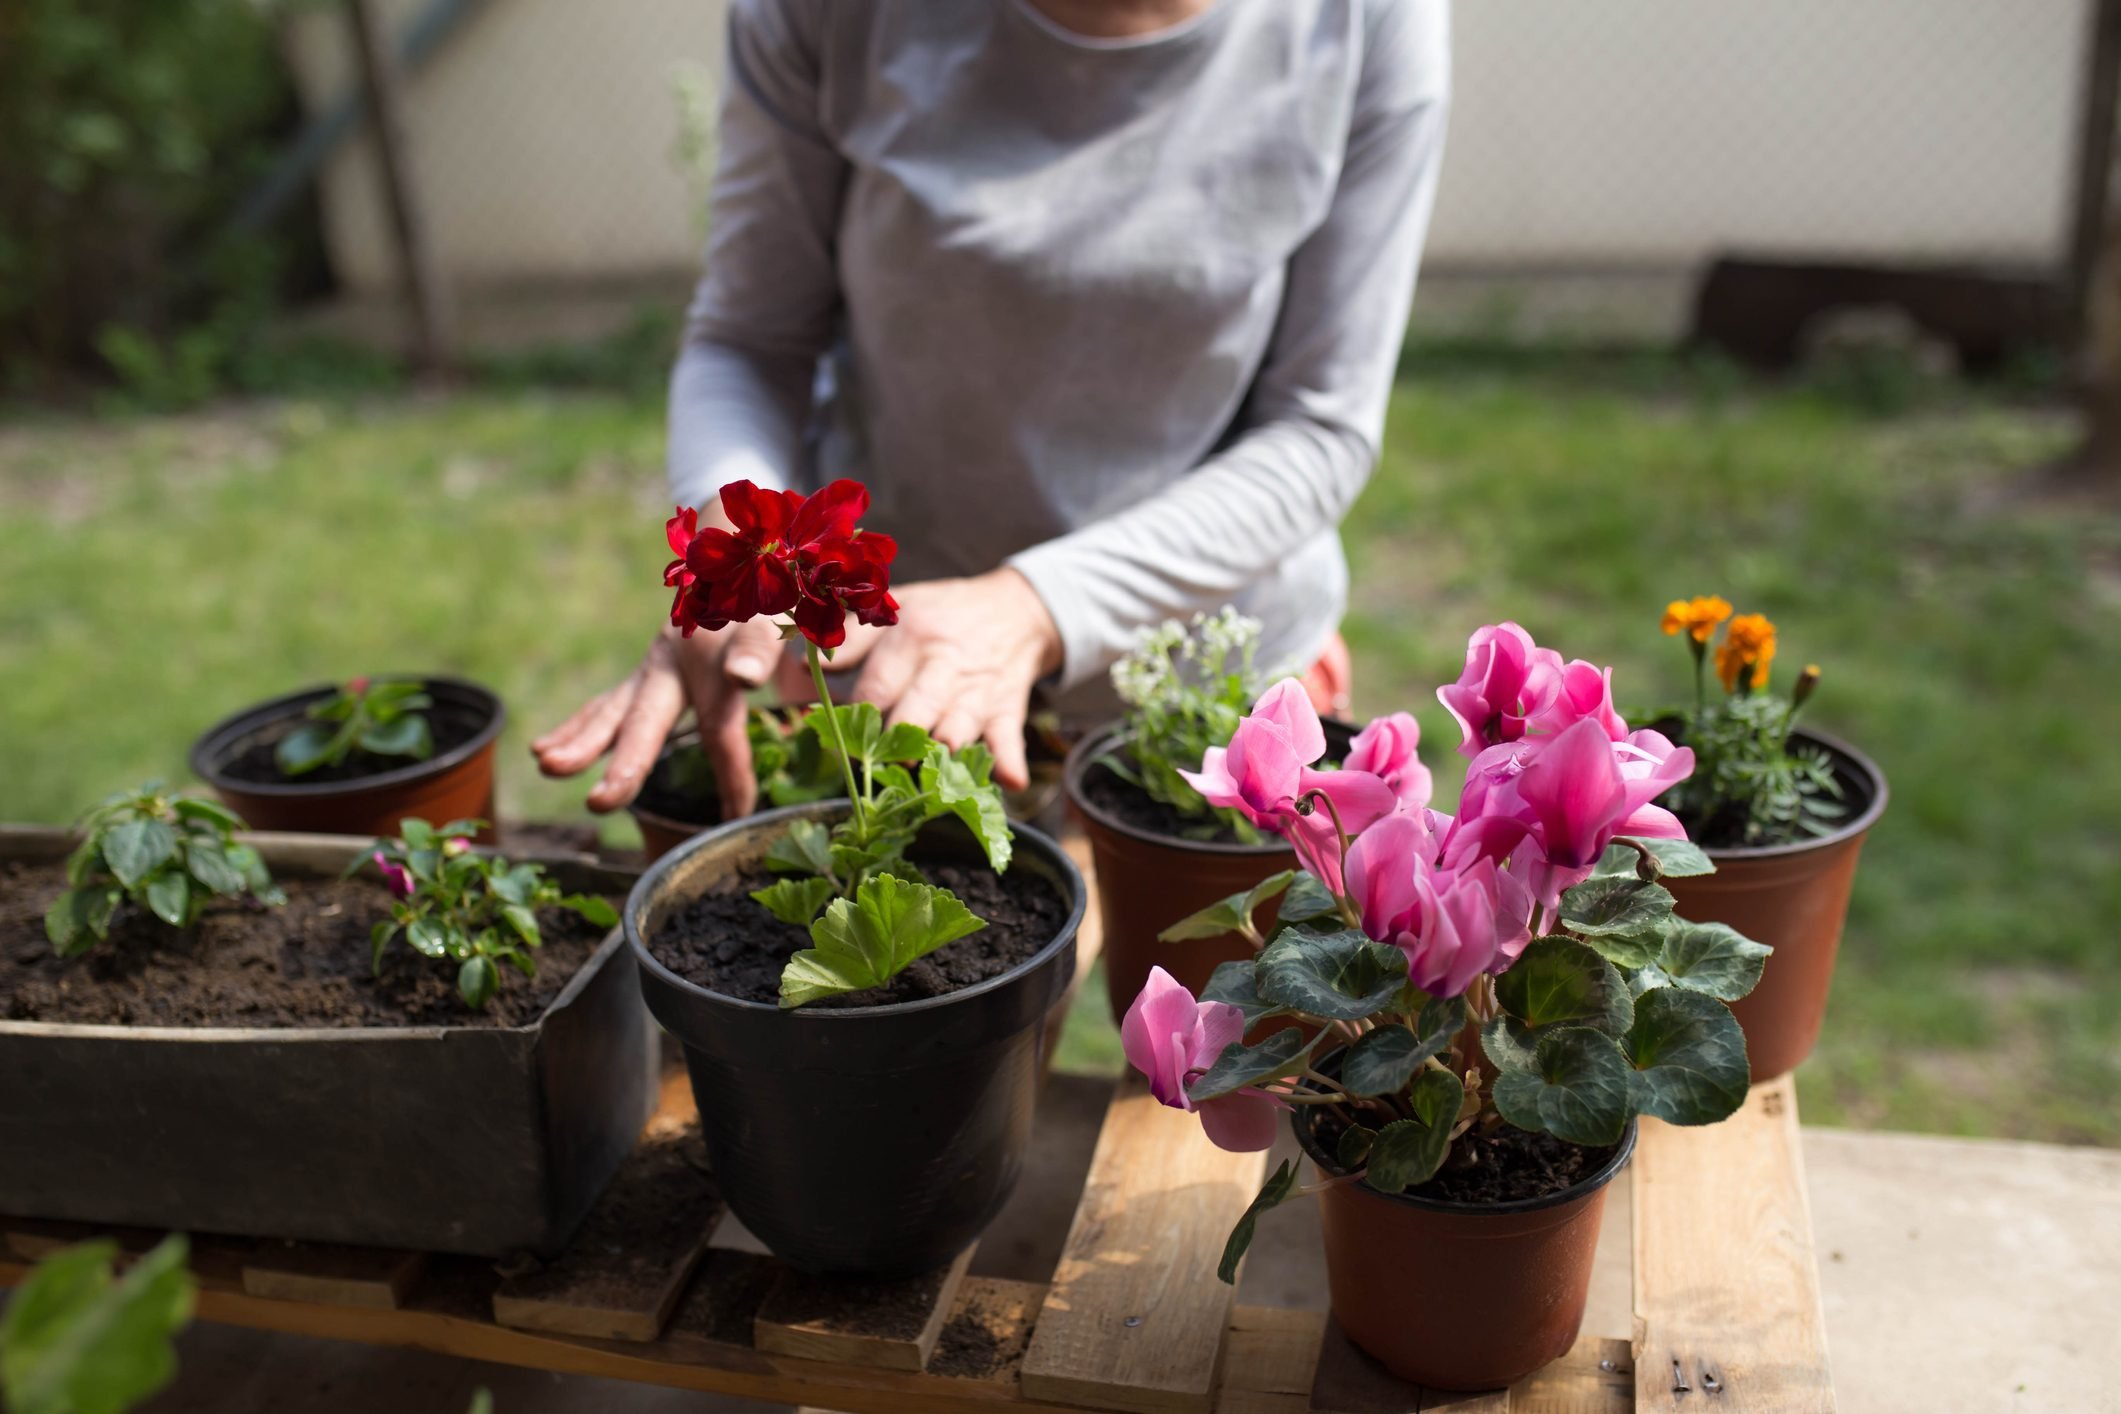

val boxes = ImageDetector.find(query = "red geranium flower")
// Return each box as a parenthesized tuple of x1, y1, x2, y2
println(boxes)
(667, 479, 896, 650)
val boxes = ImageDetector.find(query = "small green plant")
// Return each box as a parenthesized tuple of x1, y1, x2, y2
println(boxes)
(275, 677, 435, 777)
(1103, 608, 1274, 842)
(45, 785, 284, 955)
(660, 707, 843, 813)
(0, 1234, 195, 1414)
(361, 820, 620, 1010)
(1654, 599, 1845, 847)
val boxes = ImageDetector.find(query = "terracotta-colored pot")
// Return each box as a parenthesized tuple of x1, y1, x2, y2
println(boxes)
(190, 677, 504, 842)
(1295, 1104, 1636, 1391)
(627, 732, 720, 864)
(1062, 720, 1354, 1025)
(1665, 727, 1888, 1081)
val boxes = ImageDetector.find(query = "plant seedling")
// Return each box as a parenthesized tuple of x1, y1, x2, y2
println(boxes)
(44, 784, 284, 955)
(275, 676, 435, 777)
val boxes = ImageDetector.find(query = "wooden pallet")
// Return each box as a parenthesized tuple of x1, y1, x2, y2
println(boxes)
(0, 832, 1835, 1412)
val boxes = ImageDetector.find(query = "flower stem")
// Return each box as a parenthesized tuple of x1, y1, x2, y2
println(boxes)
(807, 641, 868, 838)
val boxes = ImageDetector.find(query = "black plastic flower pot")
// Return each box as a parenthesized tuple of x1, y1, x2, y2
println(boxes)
(626, 801, 1085, 1278)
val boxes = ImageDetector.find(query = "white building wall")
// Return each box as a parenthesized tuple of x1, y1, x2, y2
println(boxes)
(290, 0, 2086, 294)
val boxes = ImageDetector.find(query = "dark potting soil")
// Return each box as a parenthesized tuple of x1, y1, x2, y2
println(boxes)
(1313, 1109, 1619, 1206)
(0, 862, 612, 1029)
(633, 765, 720, 829)
(930, 1288, 1033, 1380)
(650, 861, 1067, 1007)
(756, 1256, 962, 1342)
(1078, 756, 1255, 848)
(219, 700, 489, 787)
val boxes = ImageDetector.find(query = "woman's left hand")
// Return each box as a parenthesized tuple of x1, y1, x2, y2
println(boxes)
(828, 567, 1062, 791)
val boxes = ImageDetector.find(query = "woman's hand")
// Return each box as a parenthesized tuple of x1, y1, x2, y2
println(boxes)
(836, 567, 1062, 791)
(531, 617, 784, 818)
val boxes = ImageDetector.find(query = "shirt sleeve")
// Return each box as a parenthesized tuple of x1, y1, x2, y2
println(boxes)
(1008, 0, 1452, 692)
(667, 0, 846, 510)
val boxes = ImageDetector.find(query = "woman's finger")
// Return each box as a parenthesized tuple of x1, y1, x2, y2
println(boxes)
(533, 680, 636, 776)
(883, 658, 953, 736)
(587, 661, 686, 812)
(931, 703, 983, 754)
(721, 618, 783, 688)
(983, 703, 1032, 792)
(851, 634, 922, 714)
(677, 640, 760, 819)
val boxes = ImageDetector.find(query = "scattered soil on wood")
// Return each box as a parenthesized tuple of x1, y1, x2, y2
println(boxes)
(218, 699, 489, 786)
(500, 1130, 717, 1309)
(669, 1250, 782, 1347)
(0, 862, 612, 1029)
(929, 1291, 1030, 1380)
(1313, 1109, 1620, 1206)
(757, 1258, 958, 1342)
(649, 859, 1067, 1007)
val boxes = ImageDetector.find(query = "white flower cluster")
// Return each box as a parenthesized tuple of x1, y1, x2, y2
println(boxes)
(1110, 607, 1264, 710)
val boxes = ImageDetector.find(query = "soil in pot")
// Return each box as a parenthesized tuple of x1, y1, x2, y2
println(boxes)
(1076, 753, 1256, 846)
(1311, 1108, 1618, 1205)
(218, 700, 491, 787)
(649, 861, 1067, 1008)
(0, 862, 614, 1029)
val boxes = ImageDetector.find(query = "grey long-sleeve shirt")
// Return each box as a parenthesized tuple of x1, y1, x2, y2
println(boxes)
(670, 0, 1450, 708)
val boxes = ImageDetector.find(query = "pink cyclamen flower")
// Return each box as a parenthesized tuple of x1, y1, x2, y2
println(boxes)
(1344, 817, 1534, 997)
(1503, 717, 1694, 908)
(373, 851, 415, 901)
(1436, 623, 1565, 759)
(1528, 660, 1629, 742)
(1344, 712, 1433, 814)
(1181, 679, 1396, 839)
(1121, 966, 1286, 1153)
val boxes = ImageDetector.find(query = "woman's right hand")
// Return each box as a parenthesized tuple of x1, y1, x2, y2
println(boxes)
(531, 616, 784, 819)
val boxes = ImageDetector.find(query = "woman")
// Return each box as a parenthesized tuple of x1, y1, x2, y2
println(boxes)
(535, 0, 1450, 817)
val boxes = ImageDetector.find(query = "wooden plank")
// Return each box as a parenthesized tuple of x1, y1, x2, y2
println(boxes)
(240, 1239, 428, 1310)
(1019, 1074, 1269, 1414)
(1214, 1304, 1319, 1414)
(492, 1128, 722, 1342)
(4, 1218, 166, 1266)
(1633, 1076, 1834, 1412)
(754, 1244, 976, 1372)
(1512, 1338, 1633, 1414)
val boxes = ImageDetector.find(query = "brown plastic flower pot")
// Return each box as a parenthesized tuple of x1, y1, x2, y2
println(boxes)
(1062, 719, 1354, 1025)
(1664, 727, 1888, 1081)
(190, 677, 505, 842)
(1294, 1105, 1636, 1391)
(626, 732, 720, 864)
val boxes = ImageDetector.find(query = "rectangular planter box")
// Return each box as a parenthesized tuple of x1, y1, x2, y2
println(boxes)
(0, 826, 656, 1258)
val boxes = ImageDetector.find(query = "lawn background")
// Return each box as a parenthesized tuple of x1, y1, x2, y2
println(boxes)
(3, 333, 2114, 1143)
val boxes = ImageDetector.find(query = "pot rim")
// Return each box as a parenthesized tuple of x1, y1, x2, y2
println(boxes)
(1690, 724, 1889, 862)
(1062, 718, 1306, 859)
(1290, 1056, 1638, 1219)
(188, 675, 506, 801)
(625, 799, 1086, 1020)
(626, 728, 717, 836)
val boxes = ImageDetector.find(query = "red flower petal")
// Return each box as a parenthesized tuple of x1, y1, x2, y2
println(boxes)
(665, 505, 699, 558)
(684, 526, 747, 580)
(719, 480, 799, 544)
(788, 479, 870, 549)
(793, 591, 848, 649)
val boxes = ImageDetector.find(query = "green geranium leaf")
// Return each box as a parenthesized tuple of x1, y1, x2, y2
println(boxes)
(0, 1233, 194, 1414)
(560, 894, 619, 929)
(458, 955, 499, 1009)
(1274, 873, 1342, 928)
(184, 844, 247, 897)
(1363, 1070, 1465, 1193)
(805, 702, 885, 771)
(780, 874, 986, 1008)
(1200, 959, 1282, 1028)
(1340, 995, 1467, 1096)
(1491, 1026, 1633, 1146)
(752, 877, 837, 927)
(172, 797, 246, 833)
(1492, 936, 1634, 1058)
(1159, 870, 1294, 943)
(765, 818, 837, 877)
(102, 820, 175, 890)
(1559, 875, 1676, 939)
(1255, 926, 1408, 1022)
(1624, 988, 1751, 1125)
(1216, 1159, 1298, 1284)
(876, 720, 934, 765)
(1592, 837, 1716, 880)
(357, 713, 434, 760)
(143, 871, 190, 928)
(923, 742, 1012, 873)
(1186, 1028, 1312, 1104)
(1653, 921, 1772, 1002)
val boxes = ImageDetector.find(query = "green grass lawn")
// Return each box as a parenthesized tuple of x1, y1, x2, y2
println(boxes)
(2, 338, 2114, 1143)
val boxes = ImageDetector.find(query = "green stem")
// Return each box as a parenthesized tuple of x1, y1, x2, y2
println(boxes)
(807, 641, 868, 838)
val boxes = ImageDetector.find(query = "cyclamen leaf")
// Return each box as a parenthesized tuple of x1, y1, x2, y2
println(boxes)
(1653, 921, 1772, 1002)
(1186, 1028, 1312, 1104)
(1255, 927, 1408, 1022)
(1159, 870, 1295, 943)
(1274, 872, 1342, 928)
(1363, 1069, 1465, 1193)
(103, 820, 175, 889)
(1490, 1026, 1633, 1146)
(0, 1233, 194, 1414)
(1216, 1159, 1298, 1284)
(1624, 988, 1751, 1125)
(779, 875, 986, 1008)
(1591, 837, 1716, 881)
(1336, 1123, 1376, 1169)
(923, 742, 1013, 874)
(1200, 958, 1282, 1028)
(1559, 875, 1676, 938)
(1493, 937, 1633, 1041)
(751, 877, 837, 927)
(1340, 995, 1466, 1097)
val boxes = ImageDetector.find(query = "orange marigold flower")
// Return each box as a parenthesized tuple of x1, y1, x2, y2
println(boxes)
(1661, 595, 1734, 643)
(1715, 613, 1777, 692)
